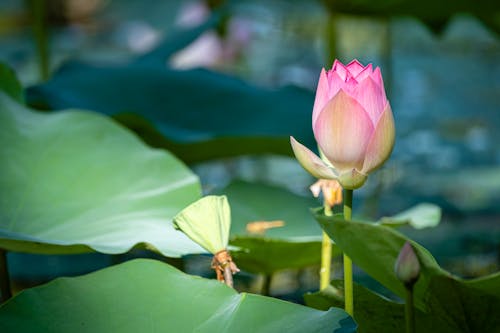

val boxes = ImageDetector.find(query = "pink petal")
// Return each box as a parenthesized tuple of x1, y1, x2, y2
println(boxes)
(361, 103, 395, 174)
(326, 71, 346, 100)
(314, 90, 374, 172)
(341, 75, 359, 96)
(371, 67, 386, 93)
(290, 137, 338, 179)
(332, 59, 347, 81)
(346, 59, 365, 77)
(350, 76, 387, 124)
(312, 68, 330, 129)
(354, 63, 373, 82)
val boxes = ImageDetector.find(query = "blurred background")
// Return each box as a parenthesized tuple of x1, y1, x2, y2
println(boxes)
(0, 0, 499, 300)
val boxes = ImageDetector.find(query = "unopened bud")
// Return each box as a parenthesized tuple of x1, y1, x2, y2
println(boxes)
(395, 242, 421, 287)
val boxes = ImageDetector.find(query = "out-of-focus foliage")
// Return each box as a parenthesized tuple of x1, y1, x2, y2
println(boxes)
(378, 203, 441, 229)
(322, 0, 500, 34)
(26, 18, 315, 164)
(27, 62, 314, 163)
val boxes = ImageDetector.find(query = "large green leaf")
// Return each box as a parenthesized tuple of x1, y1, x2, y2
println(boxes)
(26, 63, 315, 163)
(230, 237, 336, 274)
(305, 281, 458, 333)
(313, 210, 500, 332)
(224, 182, 323, 238)
(213, 181, 340, 274)
(0, 259, 356, 333)
(0, 93, 203, 256)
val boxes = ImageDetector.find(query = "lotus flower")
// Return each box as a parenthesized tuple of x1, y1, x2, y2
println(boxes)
(291, 59, 395, 189)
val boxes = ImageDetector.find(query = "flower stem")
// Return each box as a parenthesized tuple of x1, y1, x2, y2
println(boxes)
(405, 286, 415, 333)
(261, 274, 273, 296)
(223, 264, 234, 288)
(320, 204, 333, 290)
(343, 189, 354, 316)
(29, 0, 50, 81)
(325, 10, 337, 65)
(0, 249, 12, 303)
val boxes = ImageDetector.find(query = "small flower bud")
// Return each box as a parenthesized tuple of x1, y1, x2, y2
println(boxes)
(395, 242, 421, 287)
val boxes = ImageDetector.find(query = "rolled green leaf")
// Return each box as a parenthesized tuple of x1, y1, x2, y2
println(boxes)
(174, 195, 230, 254)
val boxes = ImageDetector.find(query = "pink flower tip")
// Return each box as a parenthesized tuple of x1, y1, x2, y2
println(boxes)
(394, 241, 421, 287)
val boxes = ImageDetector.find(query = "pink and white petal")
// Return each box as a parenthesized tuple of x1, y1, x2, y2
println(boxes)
(361, 103, 395, 174)
(312, 68, 330, 128)
(332, 59, 348, 81)
(354, 63, 373, 82)
(341, 74, 359, 96)
(371, 67, 387, 97)
(346, 59, 365, 77)
(314, 90, 374, 172)
(351, 76, 387, 124)
(290, 137, 338, 180)
(327, 72, 346, 100)
(319, 148, 334, 168)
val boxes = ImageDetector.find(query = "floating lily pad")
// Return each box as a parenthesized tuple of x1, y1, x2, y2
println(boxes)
(0, 259, 357, 333)
(0, 93, 203, 257)
(26, 12, 315, 164)
(379, 203, 441, 229)
(27, 62, 315, 164)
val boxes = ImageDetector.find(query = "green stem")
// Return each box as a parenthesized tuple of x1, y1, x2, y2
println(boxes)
(343, 189, 353, 316)
(261, 274, 272, 296)
(325, 11, 337, 65)
(30, 0, 50, 81)
(320, 204, 333, 290)
(405, 286, 415, 333)
(383, 17, 393, 98)
(0, 249, 12, 303)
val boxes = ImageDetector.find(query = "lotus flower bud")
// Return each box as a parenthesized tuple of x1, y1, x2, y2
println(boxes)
(394, 241, 421, 287)
(291, 59, 395, 189)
